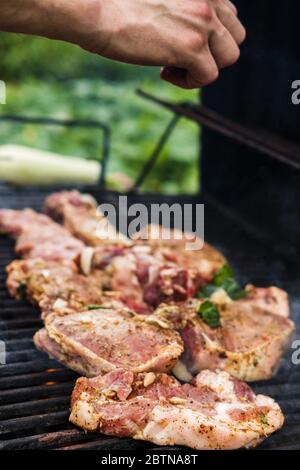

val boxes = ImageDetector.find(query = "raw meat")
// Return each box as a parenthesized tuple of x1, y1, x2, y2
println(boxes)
(34, 307, 183, 376)
(70, 368, 284, 450)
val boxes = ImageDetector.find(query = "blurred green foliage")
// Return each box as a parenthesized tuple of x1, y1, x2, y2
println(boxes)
(0, 34, 200, 194)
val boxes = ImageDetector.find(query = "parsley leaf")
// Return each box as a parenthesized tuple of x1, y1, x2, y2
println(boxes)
(198, 301, 221, 328)
(221, 278, 247, 300)
(213, 264, 235, 286)
(197, 264, 247, 301)
(196, 284, 218, 299)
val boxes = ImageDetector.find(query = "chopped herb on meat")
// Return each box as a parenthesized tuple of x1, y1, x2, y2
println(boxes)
(259, 414, 268, 425)
(197, 284, 218, 299)
(198, 300, 221, 328)
(87, 304, 110, 310)
(213, 264, 235, 285)
(197, 264, 247, 301)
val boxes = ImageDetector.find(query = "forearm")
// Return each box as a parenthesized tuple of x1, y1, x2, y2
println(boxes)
(0, 0, 101, 44)
(0, 0, 246, 89)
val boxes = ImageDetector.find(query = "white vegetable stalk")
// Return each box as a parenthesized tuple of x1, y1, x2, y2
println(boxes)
(0, 145, 101, 185)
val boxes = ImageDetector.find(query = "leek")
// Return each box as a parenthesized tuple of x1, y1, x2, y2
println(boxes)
(0, 145, 101, 185)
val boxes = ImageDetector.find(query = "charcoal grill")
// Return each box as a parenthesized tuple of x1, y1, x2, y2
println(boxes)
(0, 82, 300, 450)
(0, 187, 299, 449)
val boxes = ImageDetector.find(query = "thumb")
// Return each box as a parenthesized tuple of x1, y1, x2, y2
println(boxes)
(160, 66, 193, 89)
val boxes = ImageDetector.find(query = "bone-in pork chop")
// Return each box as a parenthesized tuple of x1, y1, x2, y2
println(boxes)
(156, 295, 295, 381)
(70, 368, 284, 450)
(0, 208, 84, 261)
(34, 308, 183, 376)
(6, 258, 113, 318)
(44, 190, 129, 245)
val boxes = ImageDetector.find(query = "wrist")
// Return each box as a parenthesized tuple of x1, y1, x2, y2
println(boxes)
(0, 0, 105, 47)
(44, 0, 105, 45)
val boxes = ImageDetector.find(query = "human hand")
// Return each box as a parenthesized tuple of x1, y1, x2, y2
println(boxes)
(81, 0, 246, 88)
(0, 0, 246, 89)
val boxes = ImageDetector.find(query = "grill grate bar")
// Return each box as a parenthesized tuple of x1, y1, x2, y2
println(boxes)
(0, 311, 39, 320)
(6, 349, 43, 364)
(0, 429, 102, 451)
(257, 424, 300, 448)
(0, 319, 42, 330)
(0, 327, 40, 340)
(5, 338, 34, 351)
(0, 410, 70, 436)
(0, 313, 37, 320)
(0, 298, 38, 307)
(0, 382, 75, 404)
(253, 382, 300, 399)
(262, 443, 300, 451)
(57, 437, 151, 451)
(0, 396, 70, 420)
(285, 413, 300, 425)
(0, 306, 40, 316)
(273, 399, 300, 414)
(0, 359, 60, 377)
(0, 369, 76, 390)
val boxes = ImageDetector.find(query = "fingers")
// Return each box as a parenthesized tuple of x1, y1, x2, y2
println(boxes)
(161, 0, 246, 89)
(209, 20, 240, 69)
(161, 47, 219, 89)
(214, 1, 246, 45)
(160, 67, 188, 89)
(222, 0, 238, 16)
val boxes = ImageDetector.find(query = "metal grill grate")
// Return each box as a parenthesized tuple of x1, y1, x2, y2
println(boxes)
(0, 186, 299, 450)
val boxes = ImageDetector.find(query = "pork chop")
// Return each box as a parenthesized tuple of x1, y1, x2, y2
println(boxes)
(0, 208, 84, 261)
(69, 368, 284, 450)
(96, 244, 195, 311)
(133, 224, 227, 285)
(43, 192, 228, 306)
(6, 258, 123, 318)
(44, 192, 226, 289)
(241, 285, 290, 318)
(156, 295, 295, 382)
(44, 190, 129, 245)
(34, 308, 183, 376)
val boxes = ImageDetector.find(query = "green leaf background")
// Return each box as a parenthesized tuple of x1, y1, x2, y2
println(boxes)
(0, 34, 200, 194)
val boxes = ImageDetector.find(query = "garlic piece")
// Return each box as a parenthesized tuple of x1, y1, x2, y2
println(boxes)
(80, 247, 94, 275)
(53, 298, 68, 309)
(210, 288, 232, 306)
(172, 360, 193, 383)
(169, 397, 187, 405)
(143, 372, 156, 388)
